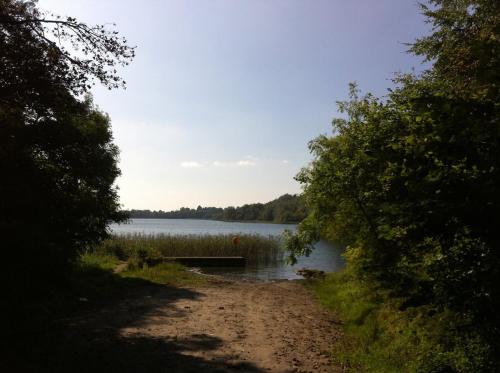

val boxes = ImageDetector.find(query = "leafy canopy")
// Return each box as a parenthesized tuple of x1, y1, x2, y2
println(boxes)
(285, 1, 500, 368)
(0, 0, 134, 292)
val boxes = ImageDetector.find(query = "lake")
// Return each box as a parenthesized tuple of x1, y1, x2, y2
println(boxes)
(110, 218, 345, 281)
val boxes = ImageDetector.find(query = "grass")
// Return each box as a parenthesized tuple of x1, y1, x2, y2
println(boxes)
(97, 233, 282, 264)
(121, 262, 206, 287)
(308, 269, 408, 372)
(80, 251, 207, 288)
(80, 252, 120, 270)
(307, 267, 495, 372)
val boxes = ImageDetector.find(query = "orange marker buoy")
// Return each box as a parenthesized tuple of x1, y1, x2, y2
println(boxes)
(232, 236, 240, 246)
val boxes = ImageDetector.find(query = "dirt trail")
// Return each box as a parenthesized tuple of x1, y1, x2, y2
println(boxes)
(119, 280, 342, 372)
(10, 279, 342, 373)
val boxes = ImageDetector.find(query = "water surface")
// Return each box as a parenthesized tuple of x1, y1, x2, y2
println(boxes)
(110, 218, 345, 280)
(111, 218, 295, 236)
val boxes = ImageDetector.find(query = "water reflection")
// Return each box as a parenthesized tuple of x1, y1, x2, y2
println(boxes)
(202, 239, 345, 281)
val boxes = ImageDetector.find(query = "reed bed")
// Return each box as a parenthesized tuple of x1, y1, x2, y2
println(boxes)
(96, 233, 283, 265)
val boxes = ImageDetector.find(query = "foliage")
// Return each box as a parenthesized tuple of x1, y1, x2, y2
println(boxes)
(310, 268, 496, 373)
(0, 0, 135, 94)
(1, 95, 126, 292)
(411, 0, 500, 102)
(0, 0, 133, 294)
(282, 215, 320, 264)
(97, 233, 283, 265)
(126, 194, 307, 223)
(286, 0, 500, 370)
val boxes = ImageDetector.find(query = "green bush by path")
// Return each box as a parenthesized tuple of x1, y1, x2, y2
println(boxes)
(310, 268, 496, 372)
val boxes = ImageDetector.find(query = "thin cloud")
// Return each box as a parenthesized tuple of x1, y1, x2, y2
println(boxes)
(212, 161, 228, 167)
(213, 159, 257, 167)
(180, 161, 203, 168)
(243, 155, 259, 161)
(237, 160, 256, 167)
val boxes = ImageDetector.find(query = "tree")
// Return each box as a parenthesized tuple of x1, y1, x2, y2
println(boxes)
(0, 0, 134, 95)
(126, 194, 307, 223)
(286, 1, 500, 369)
(411, 0, 500, 101)
(0, 0, 134, 294)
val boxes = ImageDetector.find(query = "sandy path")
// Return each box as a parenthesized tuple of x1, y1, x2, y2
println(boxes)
(9, 280, 342, 372)
(118, 280, 342, 372)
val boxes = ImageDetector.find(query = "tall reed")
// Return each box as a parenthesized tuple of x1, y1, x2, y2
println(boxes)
(96, 233, 283, 264)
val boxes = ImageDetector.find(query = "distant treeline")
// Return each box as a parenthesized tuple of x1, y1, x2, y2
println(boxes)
(125, 194, 307, 223)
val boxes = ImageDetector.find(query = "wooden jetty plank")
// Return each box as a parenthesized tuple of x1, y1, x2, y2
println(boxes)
(164, 256, 246, 267)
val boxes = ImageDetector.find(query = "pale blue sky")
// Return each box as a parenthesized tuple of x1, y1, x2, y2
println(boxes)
(39, 0, 429, 210)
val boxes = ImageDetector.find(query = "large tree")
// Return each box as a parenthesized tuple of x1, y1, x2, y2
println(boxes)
(0, 0, 134, 293)
(286, 1, 500, 370)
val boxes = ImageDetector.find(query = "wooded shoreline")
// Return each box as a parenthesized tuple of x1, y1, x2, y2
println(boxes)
(124, 193, 307, 224)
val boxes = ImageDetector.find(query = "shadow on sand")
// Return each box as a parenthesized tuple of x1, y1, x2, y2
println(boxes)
(3, 267, 263, 373)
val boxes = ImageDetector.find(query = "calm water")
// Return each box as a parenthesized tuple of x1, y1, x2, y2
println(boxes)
(110, 219, 345, 280)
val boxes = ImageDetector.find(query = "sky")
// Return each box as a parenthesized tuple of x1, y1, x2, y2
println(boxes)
(38, 0, 430, 211)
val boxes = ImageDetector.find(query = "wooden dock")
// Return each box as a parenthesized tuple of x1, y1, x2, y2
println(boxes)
(164, 256, 246, 267)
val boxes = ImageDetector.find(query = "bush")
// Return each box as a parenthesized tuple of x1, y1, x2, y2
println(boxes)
(311, 267, 497, 372)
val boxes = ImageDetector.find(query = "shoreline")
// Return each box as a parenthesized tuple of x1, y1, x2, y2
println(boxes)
(121, 217, 300, 225)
